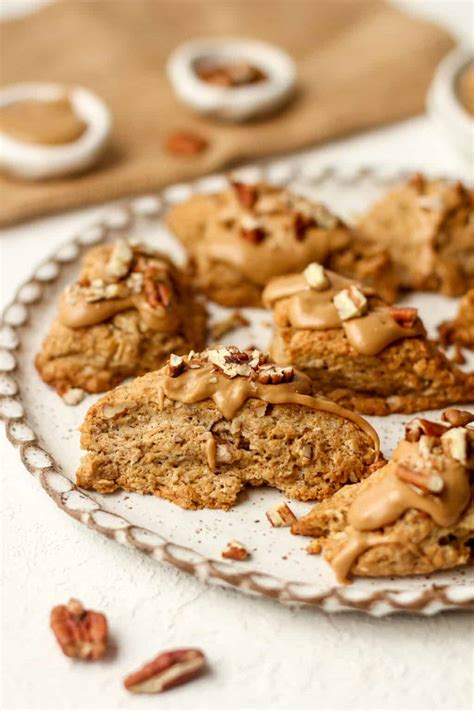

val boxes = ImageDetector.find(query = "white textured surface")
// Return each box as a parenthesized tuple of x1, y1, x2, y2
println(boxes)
(2, 2, 474, 710)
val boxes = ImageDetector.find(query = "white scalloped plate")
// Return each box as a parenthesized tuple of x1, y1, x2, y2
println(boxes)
(2, 164, 473, 615)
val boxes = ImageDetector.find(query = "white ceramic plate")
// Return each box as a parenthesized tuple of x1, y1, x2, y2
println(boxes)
(1, 164, 473, 616)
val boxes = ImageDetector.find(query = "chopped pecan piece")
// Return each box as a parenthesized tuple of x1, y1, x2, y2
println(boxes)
(294, 212, 315, 239)
(221, 540, 249, 560)
(124, 648, 206, 694)
(333, 285, 368, 321)
(395, 463, 444, 494)
(442, 409, 474, 427)
(266, 502, 297, 527)
(441, 427, 468, 464)
(164, 131, 208, 157)
(50, 598, 108, 660)
(258, 365, 294, 384)
(390, 306, 418, 328)
(167, 354, 186, 377)
(404, 417, 449, 442)
(303, 262, 329, 290)
(231, 181, 258, 209)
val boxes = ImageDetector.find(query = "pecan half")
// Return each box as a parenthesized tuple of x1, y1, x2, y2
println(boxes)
(404, 417, 449, 442)
(231, 181, 258, 209)
(442, 409, 474, 427)
(143, 269, 172, 309)
(221, 540, 249, 560)
(165, 131, 208, 157)
(390, 306, 418, 328)
(395, 463, 444, 494)
(124, 648, 206, 694)
(50, 598, 108, 660)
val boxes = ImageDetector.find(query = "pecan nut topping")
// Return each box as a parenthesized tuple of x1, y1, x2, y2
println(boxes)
(395, 463, 444, 494)
(50, 598, 108, 660)
(231, 180, 258, 209)
(124, 648, 206, 694)
(404, 417, 449, 442)
(442, 409, 474, 428)
(221, 540, 249, 560)
(164, 131, 208, 157)
(389, 306, 418, 328)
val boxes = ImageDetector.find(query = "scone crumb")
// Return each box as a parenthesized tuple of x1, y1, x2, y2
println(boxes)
(221, 540, 249, 560)
(266, 502, 297, 527)
(333, 285, 368, 320)
(62, 388, 85, 406)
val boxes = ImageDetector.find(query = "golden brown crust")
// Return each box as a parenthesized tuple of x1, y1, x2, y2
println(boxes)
(35, 243, 207, 395)
(166, 183, 398, 307)
(358, 176, 474, 296)
(438, 289, 474, 350)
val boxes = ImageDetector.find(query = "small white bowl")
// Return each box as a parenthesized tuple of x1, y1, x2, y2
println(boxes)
(0, 83, 112, 180)
(167, 38, 296, 122)
(427, 48, 474, 161)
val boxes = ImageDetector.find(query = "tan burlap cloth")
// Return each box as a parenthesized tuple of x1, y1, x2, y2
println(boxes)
(0, 0, 454, 226)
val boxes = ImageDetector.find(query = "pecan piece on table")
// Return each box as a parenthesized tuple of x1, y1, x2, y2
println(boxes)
(50, 598, 108, 660)
(124, 648, 207, 694)
(164, 130, 208, 157)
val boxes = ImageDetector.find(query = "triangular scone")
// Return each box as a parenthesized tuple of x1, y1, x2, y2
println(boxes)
(263, 265, 474, 415)
(35, 241, 206, 397)
(166, 180, 398, 307)
(357, 175, 474, 296)
(439, 289, 474, 350)
(292, 409, 474, 582)
(77, 348, 381, 510)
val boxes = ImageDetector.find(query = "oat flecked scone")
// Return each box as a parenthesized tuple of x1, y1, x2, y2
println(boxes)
(292, 409, 474, 582)
(439, 289, 474, 350)
(77, 347, 382, 510)
(35, 241, 207, 397)
(165, 180, 399, 307)
(263, 265, 474, 415)
(357, 175, 474, 296)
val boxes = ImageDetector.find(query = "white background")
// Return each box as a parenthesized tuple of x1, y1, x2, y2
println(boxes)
(1, 2, 474, 710)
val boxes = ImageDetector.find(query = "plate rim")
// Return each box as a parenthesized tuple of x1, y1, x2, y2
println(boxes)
(2, 162, 473, 616)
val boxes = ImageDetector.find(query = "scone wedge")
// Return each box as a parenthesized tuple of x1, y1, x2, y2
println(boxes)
(77, 348, 381, 510)
(263, 264, 474, 415)
(357, 174, 474, 296)
(292, 409, 474, 582)
(166, 180, 398, 307)
(36, 241, 206, 396)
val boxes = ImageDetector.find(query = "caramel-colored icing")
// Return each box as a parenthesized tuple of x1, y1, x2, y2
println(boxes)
(58, 291, 178, 332)
(331, 440, 471, 583)
(0, 97, 87, 145)
(155, 362, 379, 450)
(199, 193, 350, 286)
(263, 271, 425, 356)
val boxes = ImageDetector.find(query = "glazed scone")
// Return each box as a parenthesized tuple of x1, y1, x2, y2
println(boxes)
(77, 347, 381, 510)
(439, 289, 474, 350)
(166, 180, 399, 307)
(357, 175, 474, 296)
(36, 241, 207, 396)
(263, 264, 474, 415)
(292, 409, 474, 582)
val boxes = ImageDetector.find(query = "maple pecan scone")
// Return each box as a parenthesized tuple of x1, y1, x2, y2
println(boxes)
(357, 175, 474, 296)
(77, 347, 381, 510)
(263, 263, 474, 415)
(439, 289, 474, 350)
(165, 180, 398, 307)
(35, 241, 206, 396)
(292, 409, 474, 582)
